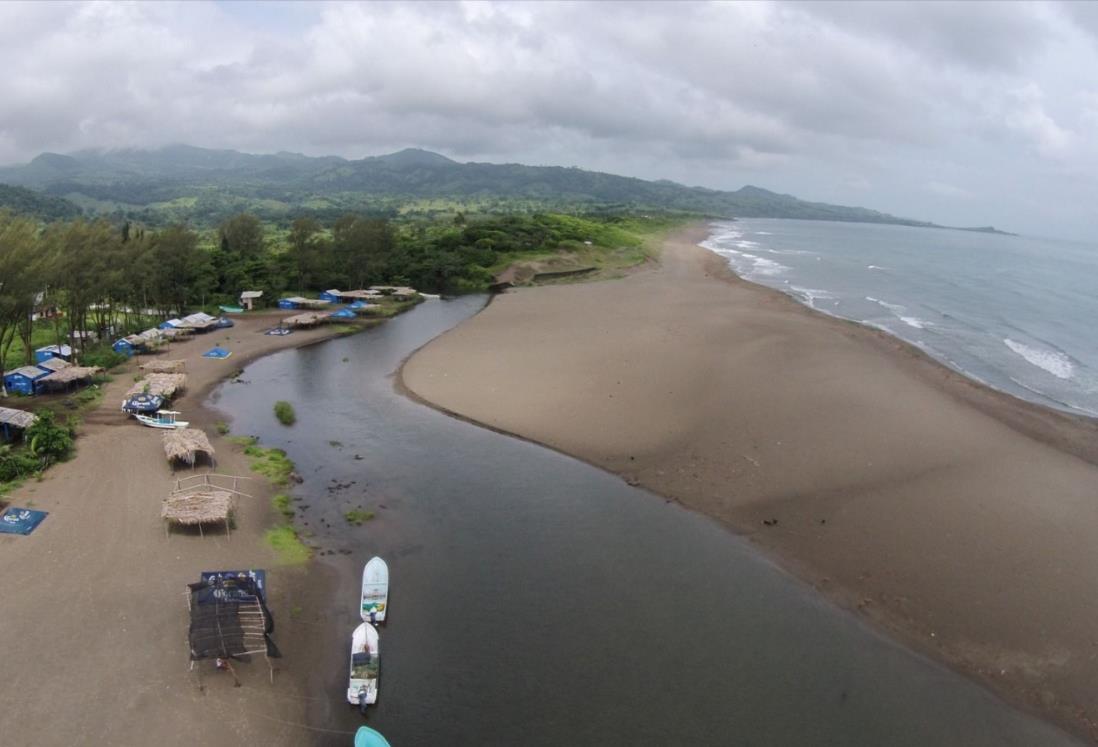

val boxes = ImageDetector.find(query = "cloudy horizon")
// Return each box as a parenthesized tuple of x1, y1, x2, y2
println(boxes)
(1, 1, 1097, 238)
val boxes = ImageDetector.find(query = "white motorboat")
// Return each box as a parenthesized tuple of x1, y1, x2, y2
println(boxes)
(347, 622, 379, 714)
(361, 557, 389, 623)
(134, 410, 189, 429)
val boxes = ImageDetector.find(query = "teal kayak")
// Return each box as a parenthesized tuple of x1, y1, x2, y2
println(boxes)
(354, 726, 392, 747)
(219, 305, 245, 314)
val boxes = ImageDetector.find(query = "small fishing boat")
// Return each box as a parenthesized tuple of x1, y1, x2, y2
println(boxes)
(361, 557, 389, 623)
(134, 410, 189, 429)
(347, 622, 379, 714)
(218, 305, 244, 314)
(354, 726, 392, 747)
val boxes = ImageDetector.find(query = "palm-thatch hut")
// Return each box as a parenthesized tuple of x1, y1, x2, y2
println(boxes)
(162, 488, 232, 538)
(127, 373, 187, 399)
(0, 406, 37, 441)
(283, 311, 331, 328)
(140, 359, 186, 373)
(163, 428, 216, 469)
(37, 365, 102, 392)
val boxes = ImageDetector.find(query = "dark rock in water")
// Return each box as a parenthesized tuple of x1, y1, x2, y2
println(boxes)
(762, 518, 779, 527)
(289, 471, 303, 484)
(354, 454, 364, 460)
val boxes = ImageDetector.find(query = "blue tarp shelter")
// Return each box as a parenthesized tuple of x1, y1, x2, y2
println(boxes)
(319, 290, 343, 303)
(3, 366, 48, 396)
(202, 346, 232, 359)
(34, 344, 72, 363)
(330, 308, 356, 320)
(277, 298, 299, 310)
(113, 338, 138, 357)
(0, 507, 48, 535)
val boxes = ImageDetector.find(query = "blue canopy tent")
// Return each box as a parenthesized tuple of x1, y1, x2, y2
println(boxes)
(0, 507, 48, 535)
(202, 346, 232, 359)
(122, 392, 164, 414)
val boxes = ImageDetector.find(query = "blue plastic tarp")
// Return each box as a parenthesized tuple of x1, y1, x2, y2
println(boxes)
(202, 346, 232, 359)
(331, 308, 356, 319)
(0, 507, 48, 535)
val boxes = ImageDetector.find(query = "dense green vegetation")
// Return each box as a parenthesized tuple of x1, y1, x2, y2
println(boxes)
(0, 145, 943, 229)
(0, 207, 678, 384)
(273, 400, 296, 426)
(0, 184, 82, 222)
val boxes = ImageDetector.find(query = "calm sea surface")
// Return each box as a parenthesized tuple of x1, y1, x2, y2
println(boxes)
(210, 298, 1080, 746)
(704, 219, 1098, 417)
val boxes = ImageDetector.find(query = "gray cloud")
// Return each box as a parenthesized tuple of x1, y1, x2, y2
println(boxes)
(0, 1, 1095, 237)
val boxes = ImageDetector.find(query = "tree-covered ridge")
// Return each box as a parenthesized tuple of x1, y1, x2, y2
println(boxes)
(0, 184, 82, 222)
(0, 145, 942, 229)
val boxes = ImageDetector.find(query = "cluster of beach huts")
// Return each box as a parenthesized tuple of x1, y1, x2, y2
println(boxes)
(111, 312, 232, 357)
(275, 287, 421, 329)
(2, 345, 102, 397)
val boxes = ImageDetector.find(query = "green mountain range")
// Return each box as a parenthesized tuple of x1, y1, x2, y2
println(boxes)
(0, 144, 1003, 232)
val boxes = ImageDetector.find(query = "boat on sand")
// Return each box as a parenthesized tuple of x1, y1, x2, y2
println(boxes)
(134, 410, 189, 429)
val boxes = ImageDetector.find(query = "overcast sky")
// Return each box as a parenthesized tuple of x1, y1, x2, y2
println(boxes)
(1, 1, 1096, 238)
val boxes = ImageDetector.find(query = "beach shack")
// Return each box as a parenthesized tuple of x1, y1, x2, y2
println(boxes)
(278, 297, 301, 310)
(3, 366, 48, 396)
(113, 338, 136, 357)
(34, 344, 73, 364)
(36, 357, 71, 375)
(159, 318, 185, 330)
(239, 290, 263, 310)
(320, 289, 343, 303)
(278, 296, 330, 310)
(180, 312, 218, 333)
(0, 406, 36, 442)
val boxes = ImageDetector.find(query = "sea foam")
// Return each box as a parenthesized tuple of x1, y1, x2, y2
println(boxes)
(1003, 339, 1075, 380)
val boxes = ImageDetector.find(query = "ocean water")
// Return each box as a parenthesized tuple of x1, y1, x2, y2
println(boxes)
(702, 219, 1098, 418)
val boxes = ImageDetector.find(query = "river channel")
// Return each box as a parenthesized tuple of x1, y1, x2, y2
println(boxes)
(209, 296, 1079, 746)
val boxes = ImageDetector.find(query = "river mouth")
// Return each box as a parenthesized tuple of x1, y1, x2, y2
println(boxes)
(208, 296, 1079, 747)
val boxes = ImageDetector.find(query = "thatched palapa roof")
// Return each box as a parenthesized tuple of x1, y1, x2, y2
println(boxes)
(127, 372, 187, 399)
(162, 488, 231, 527)
(36, 357, 71, 372)
(163, 428, 215, 467)
(140, 359, 186, 373)
(283, 311, 331, 328)
(0, 406, 37, 429)
(39, 366, 101, 385)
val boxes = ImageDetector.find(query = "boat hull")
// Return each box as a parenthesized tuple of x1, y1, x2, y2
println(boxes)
(347, 622, 380, 707)
(361, 557, 389, 623)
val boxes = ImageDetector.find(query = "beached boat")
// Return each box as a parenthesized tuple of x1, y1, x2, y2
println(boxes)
(354, 726, 392, 747)
(347, 622, 379, 714)
(135, 410, 189, 429)
(219, 305, 244, 314)
(361, 557, 389, 623)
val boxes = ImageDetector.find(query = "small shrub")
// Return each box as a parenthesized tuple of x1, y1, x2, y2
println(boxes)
(272, 493, 295, 519)
(81, 346, 129, 371)
(0, 446, 38, 483)
(274, 400, 296, 426)
(26, 410, 74, 466)
(344, 508, 375, 526)
(215, 421, 230, 435)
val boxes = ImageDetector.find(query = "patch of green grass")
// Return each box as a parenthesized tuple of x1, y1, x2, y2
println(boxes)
(215, 420, 230, 435)
(273, 400, 296, 426)
(247, 446, 295, 486)
(228, 435, 257, 447)
(264, 525, 310, 565)
(272, 493, 295, 519)
(344, 508, 375, 526)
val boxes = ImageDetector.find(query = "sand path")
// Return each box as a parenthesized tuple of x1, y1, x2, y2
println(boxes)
(402, 225, 1098, 740)
(0, 314, 346, 747)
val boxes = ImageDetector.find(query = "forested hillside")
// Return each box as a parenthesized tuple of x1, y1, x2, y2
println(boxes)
(0, 145, 937, 229)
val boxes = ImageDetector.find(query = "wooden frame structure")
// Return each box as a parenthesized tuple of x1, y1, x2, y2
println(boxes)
(162, 473, 252, 540)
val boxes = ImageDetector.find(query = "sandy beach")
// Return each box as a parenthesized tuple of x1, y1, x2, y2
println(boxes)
(402, 224, 1098, 740)
(0, 313, 352, 747)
